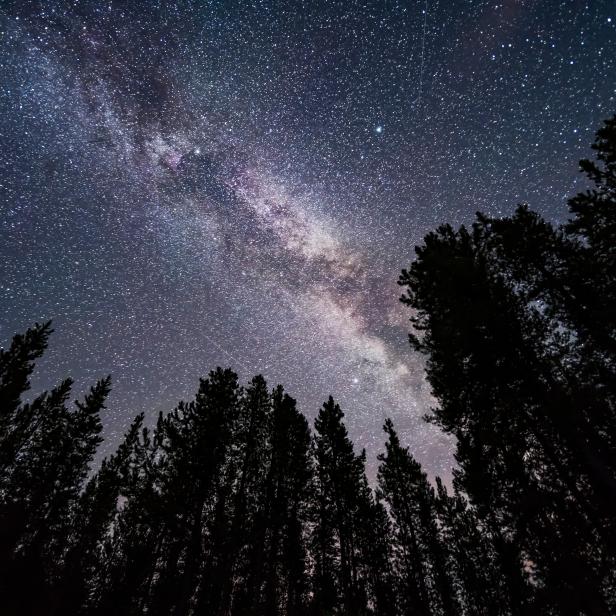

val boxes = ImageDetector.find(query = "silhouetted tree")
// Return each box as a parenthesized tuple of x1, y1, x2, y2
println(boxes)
(311, 396, 387, 615)
(433, 477, 512, 616)
(54, 413, 145, 615)
(398, 117, 616, 614)
(0, 322, 110, 615)
(92, 417, 162, 615)
(151, 368, 241, 616)
(568, 116, 616, 343)
(377, 419, 457, 616)
(245, 386, 313, 616)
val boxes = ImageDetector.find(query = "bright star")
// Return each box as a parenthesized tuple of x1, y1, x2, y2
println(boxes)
(375, 125, 383, 134)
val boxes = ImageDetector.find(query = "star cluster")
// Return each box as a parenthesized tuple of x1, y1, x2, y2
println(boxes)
(1, 0, 615, 479)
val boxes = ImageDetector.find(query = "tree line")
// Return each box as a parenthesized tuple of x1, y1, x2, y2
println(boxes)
(1, 117, 615, 615)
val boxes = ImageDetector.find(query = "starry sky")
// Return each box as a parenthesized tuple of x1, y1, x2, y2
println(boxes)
(1, 0, 615, 479)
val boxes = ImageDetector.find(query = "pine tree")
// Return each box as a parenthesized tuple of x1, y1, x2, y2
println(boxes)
(53, 413, 145, 615)
(398, 217, 601, 613)
(0, 321, 52, 423)
(377, 419, 457, 616)
(311, 396, 379, 615)
(568, 115, 616, 322)
(0, 322, 54, 493)
(471, 206, 616, 613)
(221, 375, 273, 615)
(92, 419, 163, 615)
(248, 386, 313, 616)
(150, 367, 241, 616)
(356, 481, 398, 616)
(0, 323, 110, 615)
(397, 118, 616, 614)
(433, 477, 513, 616)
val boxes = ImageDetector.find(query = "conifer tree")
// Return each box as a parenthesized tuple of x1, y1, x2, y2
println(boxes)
(356, 480, 398, 616)
(245, 386, 313, 616)
(397, 117, 616, 614)
(0, 323, 110, 615)
(0, 321, 52, 423)
(220, 375, 272, 615)
(150, 367, 241, 616)
(568, 115, 616, 318)
(433, 478, 512, 616)
(397, 217, 600, 613)
(311, 396, 380, 615)
(377, 419, 457, 616)
(92, 419, 163, 615)
(54, 413, 145, 615)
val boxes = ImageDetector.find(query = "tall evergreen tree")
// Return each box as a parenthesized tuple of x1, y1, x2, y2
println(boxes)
(53, 413, 145, 615)
(220, 374, 272, 615)
(0, 323, 110, 615)
(92, 418, 163, 615)
(150, 367, 241, 616)
(433, 477, 512, 616)
(311, 396, 385, 615)
(568, 115, 616, 329)
(243, 385, 313, 616)
(355, 473, 398, 616)
(398, 118, 616, 614)
(398, 216, 610, 613)
(377, 419, 457, 616)
(0, 321, 52, 423)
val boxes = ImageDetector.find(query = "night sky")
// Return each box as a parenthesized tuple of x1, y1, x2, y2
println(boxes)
(1, 0, 615, 479)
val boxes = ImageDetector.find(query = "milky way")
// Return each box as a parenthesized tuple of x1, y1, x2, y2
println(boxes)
(1, 0, 615, 479)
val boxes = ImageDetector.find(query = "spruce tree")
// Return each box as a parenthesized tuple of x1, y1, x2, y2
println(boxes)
(433, 477, 513, 616)
(0, 321, 52, 423)
(151, 367, 241, 616)
(246, 386, 313, 616)
(92, 419, 163, 616)
(222, 375, 273, 615)
(0, 323, 110, 615)
(377, 419, 457, 616)
(397, 117, 616, 614)
(54, 413, 145, 615)
(311, 396, 380, 615)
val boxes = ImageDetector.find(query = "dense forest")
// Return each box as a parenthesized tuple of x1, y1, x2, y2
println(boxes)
(1, 117, 615, 616)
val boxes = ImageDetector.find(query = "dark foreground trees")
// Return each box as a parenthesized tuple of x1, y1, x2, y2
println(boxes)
(399, 115, 616, 615)
(0, 117, 615, 615)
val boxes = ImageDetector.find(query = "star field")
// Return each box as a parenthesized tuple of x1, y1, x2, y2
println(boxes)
(1, 0, 615, 479)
